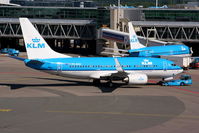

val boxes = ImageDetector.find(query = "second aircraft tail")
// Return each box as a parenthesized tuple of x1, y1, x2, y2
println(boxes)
(128, 22, 145, 49)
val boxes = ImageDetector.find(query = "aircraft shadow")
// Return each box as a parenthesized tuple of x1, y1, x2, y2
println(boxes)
(34, 77, 143, 92)
(0, 77, 147, 93)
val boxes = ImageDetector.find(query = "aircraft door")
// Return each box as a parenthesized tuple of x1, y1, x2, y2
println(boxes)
(163, 61, 167, 71)
(57, 63, 62, 75)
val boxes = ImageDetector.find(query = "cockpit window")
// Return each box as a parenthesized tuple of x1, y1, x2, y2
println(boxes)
(171, 64, 176, 66)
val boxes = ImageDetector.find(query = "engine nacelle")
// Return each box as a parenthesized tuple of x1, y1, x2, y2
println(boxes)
(123, 73, 148, 84)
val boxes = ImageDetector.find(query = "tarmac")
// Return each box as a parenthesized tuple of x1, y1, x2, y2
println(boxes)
(0, 54, 199, 133)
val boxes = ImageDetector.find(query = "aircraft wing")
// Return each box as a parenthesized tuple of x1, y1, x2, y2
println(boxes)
(9, 56, 26, 61)
(101, 47, 129, 56)
(100, 51, 129, 56)
(114, 58, 123, 72)
(94, 58, 148, 85)
(128, 49, 151, 52)
(103, 47, 128, 52)
(102, 47, 152, 56)
(90, 58, 128, 80)
(108, 58, 128, 78)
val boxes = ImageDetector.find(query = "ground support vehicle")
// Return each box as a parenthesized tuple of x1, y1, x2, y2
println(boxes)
(161, 75, 192, 86)
(190, 58, 199, 68)
(0, 48, 19, 56)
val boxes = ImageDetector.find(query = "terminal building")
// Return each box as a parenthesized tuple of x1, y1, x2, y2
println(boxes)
(111, 8, 199, 56)
(0, 6, 110, 54)
(0, 1, 199, 55)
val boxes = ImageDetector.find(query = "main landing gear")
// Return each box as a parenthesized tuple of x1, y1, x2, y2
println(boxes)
(93, 79, 114, 87)
(93, 79, 100, 85)
(107, 80, 113, 87)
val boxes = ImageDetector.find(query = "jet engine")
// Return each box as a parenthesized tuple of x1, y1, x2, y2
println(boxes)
(123, 73, 148, 84)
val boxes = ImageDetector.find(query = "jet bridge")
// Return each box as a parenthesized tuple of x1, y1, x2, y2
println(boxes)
(131, 21, 199, 43)
(0, 18, 97, 54)
(0, 18, 96, 39)
(98, 27, 167, 47)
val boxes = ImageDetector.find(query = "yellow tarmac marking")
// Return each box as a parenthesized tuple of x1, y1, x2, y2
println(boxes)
(46, 110, 199, 120)
(0, 109, 13, 112)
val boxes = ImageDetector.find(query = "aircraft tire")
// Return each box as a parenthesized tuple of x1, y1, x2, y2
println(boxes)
(180, 82, 185, 86)
(107, 82, 113, 88)
(93, 79, 100, 85)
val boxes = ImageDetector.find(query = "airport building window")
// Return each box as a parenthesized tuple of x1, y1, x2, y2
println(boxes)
(0, 6, 110, 28)
(144, 9, 199, 22)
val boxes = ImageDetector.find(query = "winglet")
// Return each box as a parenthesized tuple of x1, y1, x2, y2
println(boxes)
(19, 18, 70, 59)
(128, 22, 145, 49)
(114, 58, 123, 72)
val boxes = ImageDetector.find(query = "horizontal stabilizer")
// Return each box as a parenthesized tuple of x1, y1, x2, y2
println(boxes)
(9, 56, 25, 61)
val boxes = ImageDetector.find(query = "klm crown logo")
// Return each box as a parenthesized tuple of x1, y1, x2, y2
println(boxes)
(32, 38, 40, 43)
(130, 35, 138, 43)
(138, 77, 144, 81)
(26, 37, 45, 48)
(141, 59, 153, 65)
(181, 46, 186, 51)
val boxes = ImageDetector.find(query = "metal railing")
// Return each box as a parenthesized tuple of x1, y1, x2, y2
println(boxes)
(0, 18, 96, 40)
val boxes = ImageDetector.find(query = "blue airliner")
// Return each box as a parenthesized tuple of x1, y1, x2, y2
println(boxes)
(127, 22, 192, 57)
(128, 44, 191, 57)
(18, 18, 183, 87)
(101, 22, 192, 57)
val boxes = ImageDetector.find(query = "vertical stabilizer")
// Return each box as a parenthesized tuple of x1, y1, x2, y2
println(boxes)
(128, 22, 145, 49)
(19, 18, 70, 59)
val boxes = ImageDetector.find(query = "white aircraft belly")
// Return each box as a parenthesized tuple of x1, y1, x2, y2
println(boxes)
(43, 69, 182, 80)
(45, 70, 117, 79)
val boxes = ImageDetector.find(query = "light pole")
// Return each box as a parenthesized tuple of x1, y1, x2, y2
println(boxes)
(156, 0, 158, 7)
(118, 0, 120, 26)
(118, 0, 120, 8)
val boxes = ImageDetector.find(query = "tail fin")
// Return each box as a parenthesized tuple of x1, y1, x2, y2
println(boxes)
(19, 18, 70, 59)
(128, 22, 145, 49)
